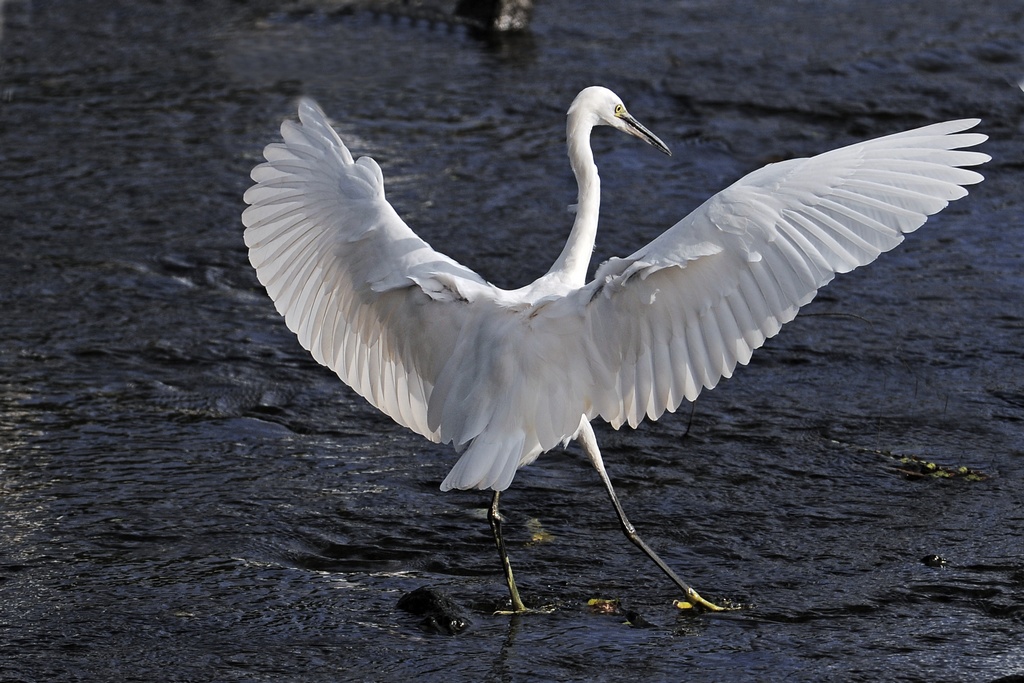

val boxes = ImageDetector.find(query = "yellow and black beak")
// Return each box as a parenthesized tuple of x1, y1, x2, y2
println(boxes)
(618, 111, 672, 157)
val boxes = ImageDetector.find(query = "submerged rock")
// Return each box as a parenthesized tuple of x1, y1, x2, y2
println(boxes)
(397, 586, 472, 635)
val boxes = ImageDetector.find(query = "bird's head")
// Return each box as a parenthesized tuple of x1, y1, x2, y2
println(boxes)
(569, 86, 672, 156)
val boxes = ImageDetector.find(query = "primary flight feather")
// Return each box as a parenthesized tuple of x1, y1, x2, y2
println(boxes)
(243, 87, 988, 611)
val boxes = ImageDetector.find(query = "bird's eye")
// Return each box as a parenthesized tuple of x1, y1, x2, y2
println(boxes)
(614, 104, 625, 117)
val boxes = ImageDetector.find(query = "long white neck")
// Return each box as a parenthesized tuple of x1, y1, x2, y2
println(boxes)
(548, 115, 600, 287)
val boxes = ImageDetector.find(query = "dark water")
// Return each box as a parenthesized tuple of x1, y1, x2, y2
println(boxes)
(2, 0, 1023, 680)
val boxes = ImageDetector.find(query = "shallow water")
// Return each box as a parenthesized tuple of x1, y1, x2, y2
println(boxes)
(2, 0, 1023, 680)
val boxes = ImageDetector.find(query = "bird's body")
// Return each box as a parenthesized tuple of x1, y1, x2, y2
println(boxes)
(243, 87, 988, 611)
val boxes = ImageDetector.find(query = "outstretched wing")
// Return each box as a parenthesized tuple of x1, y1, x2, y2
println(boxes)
(544, 119, 989, 429)
(243, 98, 492, 442)
(245, 100, 615, 494)
(244, 103, 988, 493)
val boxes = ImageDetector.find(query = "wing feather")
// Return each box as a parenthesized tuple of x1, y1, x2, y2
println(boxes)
(248, 99, 600, 490)
(244, 99, 492, 448)
(245, 101, 988, 493)
(539, 118, 989, 429)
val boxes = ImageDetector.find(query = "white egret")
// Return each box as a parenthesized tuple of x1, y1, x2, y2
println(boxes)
(242, 87, 988, 613)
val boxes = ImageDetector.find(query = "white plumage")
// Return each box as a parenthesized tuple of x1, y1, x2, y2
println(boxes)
(244, 89, 987, 492)
(243, 88, 987, 610)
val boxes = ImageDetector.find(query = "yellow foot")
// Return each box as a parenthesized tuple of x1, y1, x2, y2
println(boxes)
(674, 587, 734, 612)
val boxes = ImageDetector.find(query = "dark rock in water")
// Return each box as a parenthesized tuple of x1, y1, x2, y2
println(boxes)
(623, 611, 658, 629)
(397, 586, 472, 635)
(455, 0, 532, 32)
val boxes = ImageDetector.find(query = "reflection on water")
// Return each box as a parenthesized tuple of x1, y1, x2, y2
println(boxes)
(1, 0, 1023, 681)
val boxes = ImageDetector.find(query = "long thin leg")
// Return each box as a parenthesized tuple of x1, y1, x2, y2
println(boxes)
(575, 420, 726, 612)
(489, 490, 527, 613)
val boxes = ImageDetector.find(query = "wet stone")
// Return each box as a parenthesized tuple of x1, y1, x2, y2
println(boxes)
(396, 586, 472, 635)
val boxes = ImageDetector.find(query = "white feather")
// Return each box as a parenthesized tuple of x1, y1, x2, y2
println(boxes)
(242, 92, 988, 491)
